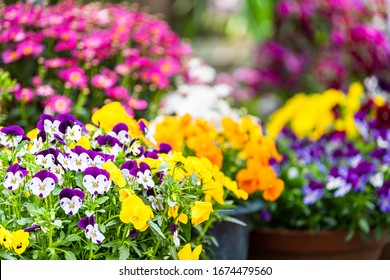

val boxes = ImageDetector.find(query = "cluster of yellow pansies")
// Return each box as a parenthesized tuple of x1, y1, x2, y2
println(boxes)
(266, 82, 365, 140)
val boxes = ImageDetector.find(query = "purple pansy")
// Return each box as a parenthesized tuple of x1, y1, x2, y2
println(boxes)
(96, 135, 122, 147)
(158, 143, 172, 154)
(379, 193, 390, 213)
(130, 162, 154, 189)
(78, 215, 105, 244)
(128, 139, 144, 157)
(24, 224, 41, 233)
(302, 180, 324, 205)
(60, 188, 85, 215)
(35, 148, 59, 169)
(108, 123, 130, 145)
(170, 223, 180, 247)
(138, 120, 156, 145)
(29, 170, 58, 198)
(68, 146, 92, 172)
(4, 163, 29, 191)
(120, 160, 138, 180)
(87, 150, 114, 168)
(0, 125, 29, 147)
(83, 166, 111, 195)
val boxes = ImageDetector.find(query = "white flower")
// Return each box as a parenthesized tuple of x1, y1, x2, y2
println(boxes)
(60, 196, 82, 215)
(35, 153, 55, 169)
(44, 119, 62, 139)
(173, 230, 180, 247)
(85, 224, 105, 244)
(30, 177, 56, 198)
(287, 167, 299, 179)
(65, 125, 82, 142)
(369, 173, 384, 188)
(326, 176, 346, 191)
(4, 171, 24, 191)
(49, 164, 65, 184)
(68, 152, 91, 172)
(137, 170, 154, 189)
(83, 174, 110, 195)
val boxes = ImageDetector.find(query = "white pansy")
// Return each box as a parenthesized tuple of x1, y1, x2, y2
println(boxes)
(60, 196, 82, 215)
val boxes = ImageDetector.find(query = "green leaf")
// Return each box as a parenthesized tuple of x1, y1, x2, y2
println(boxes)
(169, 245, 178, 260)
(358, 218, 370, 234)
(119, 246, 130, 260)
(221, 216, 247, 227)
(345, 229, 355, 242)
(65, 234, 81, 243)
(53, 220, 63, 228)
(106, 219, 118, 227)
(148, 221, 166, 239)
(182, 221, 191, 241)
(64, 251, 77, 260)
(0, 252, 16, 260)
(96, 196, 110, 205)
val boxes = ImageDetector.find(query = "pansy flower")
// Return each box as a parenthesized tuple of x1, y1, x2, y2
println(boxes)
(11, 230, 29, 255)
(96, 135, 122, 155)
(78, 215, 105, 244)
(4, 163, 29, 191)
(0, 125, 29, 148)
(60, 188, 85, 215)
(170, 223, 180, 247)
(83, 166, 111, 195)
(30, 170, 58, 198)
(108, 123, 130, 145)
(302, 180, 324, 205)
(139, 120, 157, 145)
(37, 114, 62, 140)
(130, 162, 154, 189)
(24, 224, 40, 233)
(128, 139, 144, 157)
(120, 160, 138, 180)
(68, 146, 92, 172)
(35, 148, 58, 169)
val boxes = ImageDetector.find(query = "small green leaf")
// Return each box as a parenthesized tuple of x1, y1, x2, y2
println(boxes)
(148, 221, 166, 239)
(119, 246, 130, 260)
(64, 251, 77, 260)
(106, 220, 118, 227)
(0, 252, 16, 260)
(65, 234, 81, 243)
(358, 218, 370, 234)
(96, 196, 110, 205)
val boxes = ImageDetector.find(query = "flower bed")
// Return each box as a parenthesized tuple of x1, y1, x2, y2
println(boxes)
(0, 1, 191, 129)
(0, 102, 245, 260)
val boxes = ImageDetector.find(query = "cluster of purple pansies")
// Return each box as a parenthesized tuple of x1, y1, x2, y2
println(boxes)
(0, 111, 178, 247)
(275, 94, 390, 213)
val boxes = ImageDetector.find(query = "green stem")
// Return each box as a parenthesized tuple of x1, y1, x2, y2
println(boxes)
(153, 239, 162, 256)
(89, 242, 93, 260)
(20, 101, 28, 127)
(73, 92, 88, 118)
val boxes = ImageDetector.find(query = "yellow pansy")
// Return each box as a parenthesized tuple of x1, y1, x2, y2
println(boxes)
(168, 206, 188, 224)
(11, 230, 29, 254)
(0, 225, 12, 249)
(102, 161, 126, 188)
(91, 102, 142, 137)
(178, 243, 202, 260)
(120, 195, 154, 230)
(119, 189, 135, 202)
(191, 201, 213, 226)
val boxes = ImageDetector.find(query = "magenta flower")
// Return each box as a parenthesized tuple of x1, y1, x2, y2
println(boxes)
(1, 49, 21, 64)
(105, 86, 128, 99)
(59, 67, 88, 89)
(45, 95, 72, 114)
(15, 87, 35, 103)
